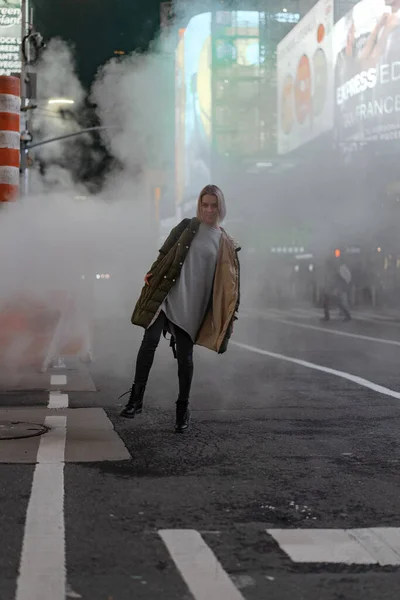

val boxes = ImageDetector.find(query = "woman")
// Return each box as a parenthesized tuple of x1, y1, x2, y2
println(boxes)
(120, 184, 240, 433)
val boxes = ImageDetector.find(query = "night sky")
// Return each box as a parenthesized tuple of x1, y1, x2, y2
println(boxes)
(32, 0, 162, 89)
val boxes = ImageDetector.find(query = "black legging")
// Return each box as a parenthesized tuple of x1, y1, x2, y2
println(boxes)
(134, 311, 194, 401)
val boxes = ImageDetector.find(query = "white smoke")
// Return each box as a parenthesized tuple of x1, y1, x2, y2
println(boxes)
(32, 40, 85, 154)
(0, 31, 170, 374)
(0, 1, 382, 378)
(29, 39, 92, 192)
(92, 49, 173, 173)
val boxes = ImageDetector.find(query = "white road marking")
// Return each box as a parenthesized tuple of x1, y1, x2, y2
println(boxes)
(247, 304, 400, 324)
(159, 529, 245, 600)
(48, 392, 69, 409)
(369, 528, 400, 561)
(232, 341, 400, 400)
(50, 374, 67, 386)
(349, 528, 400, 566)
(16, 415, 66, 600)
(267, 528, 400, 566)
(267, 529, 376, 564)
(278, 307, 319, 319)
(244, 310, 400, 347)
(286, 306, 400, 328)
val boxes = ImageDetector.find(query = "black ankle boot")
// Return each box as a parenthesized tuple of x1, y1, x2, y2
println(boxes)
(175, 401, 191, 433)
(119, 383, 146, 419)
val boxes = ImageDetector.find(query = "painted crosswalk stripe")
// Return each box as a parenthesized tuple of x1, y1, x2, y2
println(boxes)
(267, 528, 400, 565)
(51, 374, 67, 386)
(16, 416, 67, 600)
(48, 392, 69, 409)
(349, 528, 400, 566)
(159, 529, 245, 600)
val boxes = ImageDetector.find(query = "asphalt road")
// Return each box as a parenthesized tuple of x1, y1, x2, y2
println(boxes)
(2, 305, 400, 600)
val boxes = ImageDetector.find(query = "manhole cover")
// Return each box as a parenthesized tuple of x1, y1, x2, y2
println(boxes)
(0, 421, 49, 440)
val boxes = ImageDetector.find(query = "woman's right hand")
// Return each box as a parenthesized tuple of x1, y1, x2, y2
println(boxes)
(144, 273, 153, 286)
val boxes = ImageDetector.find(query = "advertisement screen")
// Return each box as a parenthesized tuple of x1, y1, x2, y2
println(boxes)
(175, 28, 186, 207)
(212, 10, 261, 159)
(177, 10, 266, 208)
(277, 0, 334, 155)
(333, 0, 400, 146)
(0, 0, 21, 76)
(181, 12, 212, 208)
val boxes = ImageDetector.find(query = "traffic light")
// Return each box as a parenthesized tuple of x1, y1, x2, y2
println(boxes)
(334, 249, 341, 258)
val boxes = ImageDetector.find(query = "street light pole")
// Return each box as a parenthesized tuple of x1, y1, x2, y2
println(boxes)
(20, 0, 27, 99)
(20, 0, 29, 195)
(26, 126, 116, 150)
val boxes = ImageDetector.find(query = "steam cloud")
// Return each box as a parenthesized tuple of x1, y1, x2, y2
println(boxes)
(0, 35, 167, 374)
(0, 0, 386, 376)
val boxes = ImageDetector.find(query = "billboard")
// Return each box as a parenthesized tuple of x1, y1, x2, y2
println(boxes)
(277, 0, 334, 155)
(333, 0, 400, 146)
(175, 28, 186, 207)
(180, 11, 212, 210)
(211, 10, 262, 159)
(0, 0, 21, 76)
(176, 10, 268, 210)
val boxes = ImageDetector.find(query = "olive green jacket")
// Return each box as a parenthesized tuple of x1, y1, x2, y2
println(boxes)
(131, 217, 240, 354)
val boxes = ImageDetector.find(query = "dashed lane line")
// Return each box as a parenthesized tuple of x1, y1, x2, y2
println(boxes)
(50, 374, 67, 386)
(159, 529, 245, 600)
(15, 415, 66, 600)
(244, 305, 400, 326)
(280, 306, 400, 328)
(48, 392, 69, 409)
(242, 310, 400, 347)
(232, 341, 400, 400)
(49, 371, 68, 408)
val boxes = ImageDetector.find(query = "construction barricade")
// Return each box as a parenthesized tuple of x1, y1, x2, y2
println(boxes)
(0, 75, 20, 202)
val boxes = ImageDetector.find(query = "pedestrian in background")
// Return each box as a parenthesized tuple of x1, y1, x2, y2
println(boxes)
(321, 258, 352, 322)
(119, 184, 241, 433)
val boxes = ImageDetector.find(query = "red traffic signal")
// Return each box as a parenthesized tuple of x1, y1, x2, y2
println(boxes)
(334, 249, 341, 258)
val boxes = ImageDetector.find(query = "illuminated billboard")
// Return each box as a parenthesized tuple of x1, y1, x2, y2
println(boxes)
(211, 11, 262, 159)
(277, 0, 334, 155)
(0, 0, 21, 76)
(176, 10, 272, 208)
(179, 11, 212, 208)
(175, 28, 186, 207)
(333, 0, 400, 146)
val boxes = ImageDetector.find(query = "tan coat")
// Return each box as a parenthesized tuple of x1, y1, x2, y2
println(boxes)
(196, 229, 240, 353)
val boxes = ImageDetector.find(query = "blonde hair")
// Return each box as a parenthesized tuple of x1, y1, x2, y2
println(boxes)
(196, 184, 227, 223)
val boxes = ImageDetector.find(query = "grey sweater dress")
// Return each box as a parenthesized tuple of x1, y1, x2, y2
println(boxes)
(161, 223, 222, 342)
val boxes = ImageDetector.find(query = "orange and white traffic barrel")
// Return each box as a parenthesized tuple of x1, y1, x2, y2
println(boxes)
(0, 76, 20, 202)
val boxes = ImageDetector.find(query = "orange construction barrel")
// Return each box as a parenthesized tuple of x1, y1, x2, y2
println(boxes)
(0, 76, 20, 201)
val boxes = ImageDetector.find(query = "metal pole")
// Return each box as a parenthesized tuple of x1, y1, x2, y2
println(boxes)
(20, 0, 29, 196)
(20, 0, 27, 100)
(26, 126, 117, 149)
